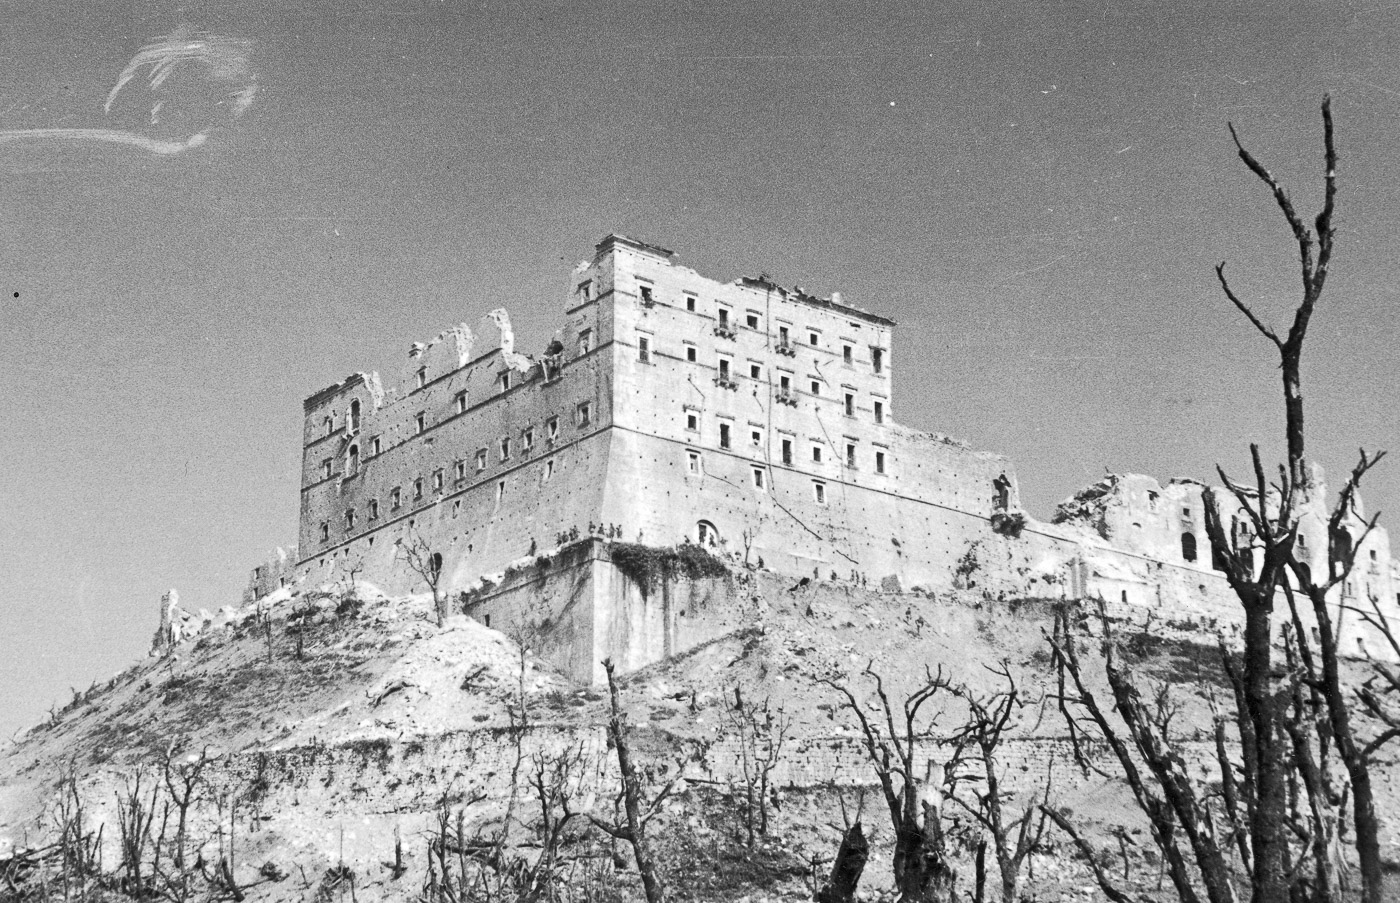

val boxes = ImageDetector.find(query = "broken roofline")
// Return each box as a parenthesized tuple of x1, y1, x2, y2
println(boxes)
(737, 276, 897, 328)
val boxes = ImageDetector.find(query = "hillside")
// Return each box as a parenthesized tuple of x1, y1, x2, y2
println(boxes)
(3, 565, 1398, 902)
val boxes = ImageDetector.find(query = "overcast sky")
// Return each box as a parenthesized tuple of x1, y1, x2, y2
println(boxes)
(3, 0, 1398, 740)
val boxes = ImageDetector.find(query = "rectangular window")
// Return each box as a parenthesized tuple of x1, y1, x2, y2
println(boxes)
(844, 393, 855, 416)
(369, 499, 380, 519)
(577, 280, 592, 301)
(685, 295, 696, 312)
(752, 467, 765, 490)
(433, 469, 444, 491)
(496, 480, 506, 505)
(780, 374, 791, 392)
(843, 344, 853, 364)
(371, 436, 381, 456)
(809, 331, 819, 346)
(456, 460, 466, 481)
(719, 358, 730, 380)
(750, 363, 762, 380)
(476, 449, 488, 471)
(686, 411, 699, 431)
(781, 438, 793, 466)
(812, 444, 823, 463)
(638, 336, 651, 363)
(500, 372, 512, 392)
(523, 427, 535, 451)
(687, 451, 701, 473)
(810, 380, 820, 396)
(415, 412, 426, 435)
(639, 284, 653, 305)
(547, 416, 559, 439)
(719, 423, 731, 450)
(874, 400, 884, 424)
(871, 347, 884, 373)
(875, 450, 886, 474)
(718, 308, 730, 328)
(686, 346, 697, 362)
(416, 367, 427, 389)
(543, 459, 555, 481)
(578, 329, 593, 356)
(413, 478, 423, 500)
(345, 509, 356, 530)
(500, 437, 511, 461)
(320, 522, 329, 542)
(814, 481, 827, 505)
(320, 458, 332, 480)
(751, 429, 762, 446)
(746, 313, 759, 329)
(453, 499, 460, 517)
(391, 487, 401, 509)
(846, 443, 857, 468)
(456, 391, 468, 414)
(577, 401, 592, 427)
(779, 326, 789, 345)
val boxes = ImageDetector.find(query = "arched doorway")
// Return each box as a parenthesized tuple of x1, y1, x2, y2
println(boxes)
(696, 520, 719, 548)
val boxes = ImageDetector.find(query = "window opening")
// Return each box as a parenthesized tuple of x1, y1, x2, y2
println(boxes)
(456, 460, 466, 481)
(844, 393, 854, 416)
(697, 520, 718, 547)
(413, 478, 423, 500)
(639, 285, 654, 306)
(638, 336, 651, 363)
(433, 469, 443, 491)
(752, 467, 765, 490)
(391, 487, 401, 509)
(718, 308, 729, 329)
(719, 423, 731, 450)
(456, 391, 468, 414)
(687, 451, 701, 473)
(577, 401, 592, 427)
(320, 522, 329, 542)
(875, 450, 886, 474)
(686, 346, 697, 362)
(321, 458, 332, 480)
(871, 347, 884, 373)
(523, 428, 534, 451)
(1182, 533, 1198, 562)
(846, 443, 856, 468)
(809, 331, 819, 346)
(345, 509, 356, 530)
(416, 367, 426, 389)
(578, 329, 593, 356)
(500, 437, 511, 460)
(812, 445, 823, 463)
(349, 399, 361, 432)
(544, 459, 555, 481)
(547, 416, 559, 439)
(746, 313, 759, 329)
(843, 345, 853, 364)
(813, 482, 827, 505)
(476, 449, 488, 471)
(781, 438, 793, 466)
(500, 371, 512, 392)
(369, 499, 379, 519)
(686, 295, 696, 312)
(686, 411, 698, 431)
(415, 412, 426, 435)
(810, 380, 820, 395)
(874, 400, 884, 424)
(993, 474, 1011, 511)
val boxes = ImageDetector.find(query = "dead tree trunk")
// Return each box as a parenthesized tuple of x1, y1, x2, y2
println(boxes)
(595, 659, 666, 903)
(816, 822, 869, 903)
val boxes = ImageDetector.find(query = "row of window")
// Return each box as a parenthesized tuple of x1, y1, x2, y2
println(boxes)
(683, 450, 834, 503)
(319, 456, 564, 542)
(659, 344, 887, 420)
(318, 402, 595, 483)
(687, 423, 888, 474)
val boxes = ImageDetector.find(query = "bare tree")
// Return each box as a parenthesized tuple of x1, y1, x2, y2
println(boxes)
(947, 662, 1051, 903)
(1210, 95, 1397, 903)
(397, 526, 448, 627)
(722, 687, 792, 849)
(589, 658, 679, 903)
(821, 662, 957, 903)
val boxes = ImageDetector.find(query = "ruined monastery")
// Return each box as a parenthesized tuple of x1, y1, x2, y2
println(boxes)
(247, 234, 1400, 680)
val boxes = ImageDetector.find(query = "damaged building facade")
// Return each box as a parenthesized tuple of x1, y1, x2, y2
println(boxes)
(259, 234, 1400, 678)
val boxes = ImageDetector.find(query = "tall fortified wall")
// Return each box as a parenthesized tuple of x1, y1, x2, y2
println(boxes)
(269, 234, 1400, 678)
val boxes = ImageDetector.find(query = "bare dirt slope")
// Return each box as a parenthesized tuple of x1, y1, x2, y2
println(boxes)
(2, 569, 1397, 901)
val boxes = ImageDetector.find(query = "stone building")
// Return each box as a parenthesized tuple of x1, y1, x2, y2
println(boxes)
(257, 234, 1400, 678)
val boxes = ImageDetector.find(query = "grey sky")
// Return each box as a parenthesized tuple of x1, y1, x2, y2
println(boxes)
(2, 0, 1398, 740)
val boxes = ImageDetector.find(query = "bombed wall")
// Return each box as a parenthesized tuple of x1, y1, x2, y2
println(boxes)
(295, 282, 618, 598)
